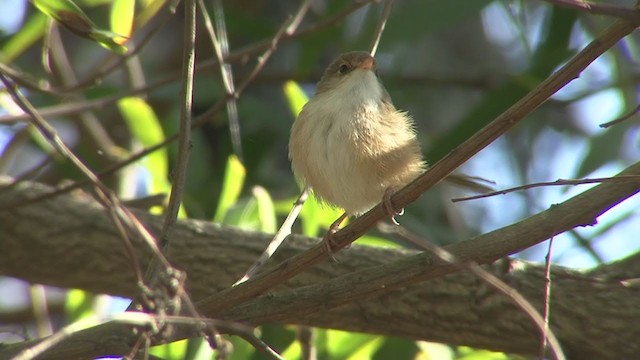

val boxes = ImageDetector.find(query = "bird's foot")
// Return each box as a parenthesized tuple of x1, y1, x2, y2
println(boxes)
(322, 212, 348, 261)
(383, 187, 404, 225)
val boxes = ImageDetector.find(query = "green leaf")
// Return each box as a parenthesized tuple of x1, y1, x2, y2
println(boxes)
(416, 342, 454, 360)
(357, 234, 401, 249)
(214, 154, 246, 223)
(150, 339, 188, 360)
(456, 346, 511, 360)
(326, 329, 380, 360)
(283, 80, 309, 117)
(252, 186, 276, 233)
(300, 196, 343, 237)
(274, 194, 343, 237)
(0, 13, 48, 63)
(118, 96, 170, 195)
(110, 0, 135, 39)
(64, 289, 96, 322)
(30, 0, 128, 54)
(372, 337, 419, 360)
(224, 196, 259, 229)
(347, 337, 385, 360)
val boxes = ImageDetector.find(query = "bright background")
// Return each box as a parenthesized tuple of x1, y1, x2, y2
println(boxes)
(1, 0, 639, 359)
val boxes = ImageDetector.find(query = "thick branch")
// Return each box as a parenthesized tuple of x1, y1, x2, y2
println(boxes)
(1, 172, 639, 359)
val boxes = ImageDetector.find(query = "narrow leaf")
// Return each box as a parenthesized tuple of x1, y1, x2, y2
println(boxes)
(118, 96, 170, 195)
(252, 186, 276, 233)
(110, 0, 135, 42)
(31, 0, 128, 54)
(214, 155, 246, 223)
(283, 80, 309, 117)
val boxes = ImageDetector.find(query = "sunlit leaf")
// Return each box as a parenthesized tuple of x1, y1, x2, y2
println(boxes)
(252, 186, 276, 233)
(224, 196, 259, 229)
(110, 0, 135, 42)
(416, 341, 454, 360)
(31, 0, 128, 54)
(456, 346, 510, 360)
(357, 234, 401, 248)
(327, 329, 380, 359)
(31, 0, 90, 29)
(150, 339, 188, 360)
(118, 96, 170, 196)
(281, 338, 302, 360)
(348, 337, 384, 360)
(64, 289, 96, 322)
(300, 195, 343, 237)
(214, 154, 246, 223)
(283, 80, 309, 117)
(188, 337, 216, 360)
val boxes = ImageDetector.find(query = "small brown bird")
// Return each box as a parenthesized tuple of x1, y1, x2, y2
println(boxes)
(289, 51, 486, 232)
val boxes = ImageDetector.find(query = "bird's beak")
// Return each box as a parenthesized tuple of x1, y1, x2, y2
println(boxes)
(358, 56, 375, 70)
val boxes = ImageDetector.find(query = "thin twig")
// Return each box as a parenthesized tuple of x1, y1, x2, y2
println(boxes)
(378, 223, 565, 360)
(0, 1, 373, 125)
(10, 317, 100, 360)
(0, 72, 190, 358)
(159, 0, 196, 247)
(451, 175, 640, 202)
(235, 189, 309, 285)
(212, 0, 243, 161)
(47, 25, 118, 159)
(541, 0, 640, 22)
(600, 104, 640, 128)
(540, 235, 555, 360)
(369, 0, 395, 56)
(195, 11, 640, 318)
(61, 0, 178, 93)
(112, 313, 283, 360)
(297, 326, 316, 360)
(0, 0, 318, 213)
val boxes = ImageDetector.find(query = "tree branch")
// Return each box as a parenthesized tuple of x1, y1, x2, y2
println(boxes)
(1, 170, 639, 358)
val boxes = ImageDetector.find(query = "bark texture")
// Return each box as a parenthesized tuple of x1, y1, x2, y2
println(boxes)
(1, 177, 640, 359)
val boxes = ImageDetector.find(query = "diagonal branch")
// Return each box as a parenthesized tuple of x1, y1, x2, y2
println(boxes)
(195, 10, 640, 318)
(1, 166, 639, 358)
(541, 0, 640, 22)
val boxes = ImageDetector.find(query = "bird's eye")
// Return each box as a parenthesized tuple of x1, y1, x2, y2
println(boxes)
(338, 64, 350, 74)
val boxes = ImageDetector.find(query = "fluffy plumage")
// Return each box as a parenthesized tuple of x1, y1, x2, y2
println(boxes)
(289, 51, 425, 215)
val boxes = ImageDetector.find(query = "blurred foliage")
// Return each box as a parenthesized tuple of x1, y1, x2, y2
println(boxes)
(1, 0, 639, 359)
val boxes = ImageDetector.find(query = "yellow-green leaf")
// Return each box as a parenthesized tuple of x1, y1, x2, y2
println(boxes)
(64, 289, 96, 322)
(110, 0, 135, 42)
(150, 339, 188, 360)
(214, 155, 246, 223)
(300, 195, 343, 237)
(118, 96, 170, 195)
(32, 0, 96, 34)
(252, 186, 276, 233)
(31, 0, 127, 54)
(283, 80, 308, 117)
(327, 329, 380, 359)
(90, 29, 128, 54)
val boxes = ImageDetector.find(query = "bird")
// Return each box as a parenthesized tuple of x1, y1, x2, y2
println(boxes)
(289, 51, 488, 243)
